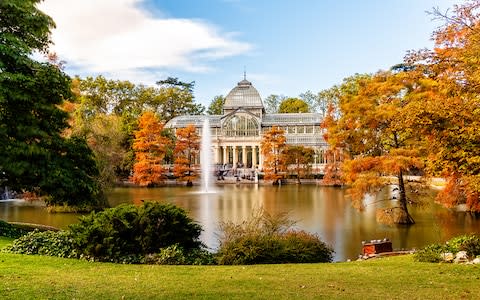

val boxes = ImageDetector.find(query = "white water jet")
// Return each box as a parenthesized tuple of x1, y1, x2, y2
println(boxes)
(200, 118, 215, 193)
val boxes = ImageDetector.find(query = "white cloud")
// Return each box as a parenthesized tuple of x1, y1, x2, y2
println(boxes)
(38, 0, 251, 83)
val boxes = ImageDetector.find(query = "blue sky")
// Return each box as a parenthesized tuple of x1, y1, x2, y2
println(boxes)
(39, 0, 462, 108)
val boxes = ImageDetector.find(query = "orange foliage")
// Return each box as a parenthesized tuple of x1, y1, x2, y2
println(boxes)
(130, 112, 171, 186)
(260, 126, 287, 184)
(173, 124, 199, 185)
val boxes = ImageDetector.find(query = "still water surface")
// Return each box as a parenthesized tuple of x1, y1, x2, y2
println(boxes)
(2, 185, 480, 261)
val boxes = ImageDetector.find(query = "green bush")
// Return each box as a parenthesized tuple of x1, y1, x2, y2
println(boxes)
(69, 202, 203, 262)
(0, 220, 28, 238)
(4, 230, 79, 258)
(143, 244, 216, 265)
(446, 234, 480, 257)
(414, 234, 480, 262)
(216, 210, 333, 264)
(413, 243, 444, 263)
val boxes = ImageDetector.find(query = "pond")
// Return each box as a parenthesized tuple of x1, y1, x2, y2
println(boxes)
(1, 184, 480, 261)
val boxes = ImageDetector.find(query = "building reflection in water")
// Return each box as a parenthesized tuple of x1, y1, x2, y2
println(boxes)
(2, 184, 480, 261)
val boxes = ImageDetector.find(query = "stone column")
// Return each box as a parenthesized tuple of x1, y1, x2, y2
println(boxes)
(252, 145, 257, 168)
(242, 145, 247, 166)
(222, 146, 227, 165)
(213, 146, 219, 164)
(232, 146, 238, 166)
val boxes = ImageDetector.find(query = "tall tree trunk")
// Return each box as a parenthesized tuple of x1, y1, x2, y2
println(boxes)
(397, 169, 415, 224)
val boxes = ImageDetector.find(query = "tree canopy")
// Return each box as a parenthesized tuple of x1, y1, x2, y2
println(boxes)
(206, 95, 225, 115)
(278, 98, 310, 113)
(0, 0, 101, 207)
(131, 112, 171, 186)
(261, 126, 287, 185)
(173, 125, 200, 186)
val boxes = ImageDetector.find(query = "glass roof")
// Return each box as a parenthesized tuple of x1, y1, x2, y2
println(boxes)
(224, 79, 264, 109)
(262, 113, 322, 126)
(165, 115, 221, 128)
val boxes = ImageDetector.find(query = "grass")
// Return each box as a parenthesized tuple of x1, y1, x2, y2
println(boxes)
(1, 240, 479, 300)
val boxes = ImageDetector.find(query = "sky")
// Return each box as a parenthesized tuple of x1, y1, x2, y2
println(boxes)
(38, 0, 463, 108)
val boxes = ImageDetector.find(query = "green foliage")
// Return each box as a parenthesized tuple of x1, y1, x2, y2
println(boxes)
(278, 97, 310, 113)
(143, 244, 216, 265)
(414, 234, 480, 262)
(5, 230, 79, 258)
(0, 0, 101, 208)
(216, 210, 333, 264)
(0, 220, 28, 239)
(445, 234, 480, 257)
(206, 95, 225, 115)
(263, 94, 285, 114)
(69, 202, 203, 262)
(413, 243, 444, 263)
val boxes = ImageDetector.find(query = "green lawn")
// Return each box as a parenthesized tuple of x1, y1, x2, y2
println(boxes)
(1, 244, 479, 300)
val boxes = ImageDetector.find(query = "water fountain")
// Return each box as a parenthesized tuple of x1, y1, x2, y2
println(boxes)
(200, 118, 215, 193)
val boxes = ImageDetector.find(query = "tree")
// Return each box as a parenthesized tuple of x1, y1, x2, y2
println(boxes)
(206, 95, 225, 115)
(320, 104, 344, 186)
(263, 94, 285, 114)
(261, 126, 287, 185)
(284, 146, 314, 184)
(156, 77, 205, 121)
(131, 112, 171, 186)
(402, 1, 480, 212)
(0, 0, 101, 208)
(299, 90, 319, 112)
(278, 98, 310, 113)
(324, 72, 424, 224)
(173, 125, 200, 186)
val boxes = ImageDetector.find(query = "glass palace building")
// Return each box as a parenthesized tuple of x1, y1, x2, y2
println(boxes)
(165, 78, 329, 173)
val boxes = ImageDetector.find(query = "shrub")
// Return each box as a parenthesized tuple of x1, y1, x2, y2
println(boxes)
(446, 234, 480, 258)
(216, 210, 333, 264)
(143, 244, 216, 265)
(413, 243, 444, 263)
(69, 202, 203, 262)
(0, 220, 28, 239)
(4, 230, 79, 258)
(414, 234, 480, 262)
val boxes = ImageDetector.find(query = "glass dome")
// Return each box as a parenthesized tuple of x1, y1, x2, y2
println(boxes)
(224, 79, 264, 109)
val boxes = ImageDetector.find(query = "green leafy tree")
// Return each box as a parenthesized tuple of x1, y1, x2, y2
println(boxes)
(206, 95, 225, 115)
(156, 77, 205, 121)
(263, 94, 285, 114)
(0, 0, 101, 208)
(278, 98, 310, 113)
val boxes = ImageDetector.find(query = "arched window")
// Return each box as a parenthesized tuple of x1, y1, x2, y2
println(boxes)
(222, 114, 259, 137)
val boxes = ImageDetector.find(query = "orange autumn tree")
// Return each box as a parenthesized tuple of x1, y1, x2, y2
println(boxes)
(131, 112, 171, 186)
(324, 72, 425, 224)
(321, 103, 344, 186)
(261, 126, 287, 185)
(402, 1, 480, 212)
(284, 145, 314, 184)
(173, 124, 200, 187)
